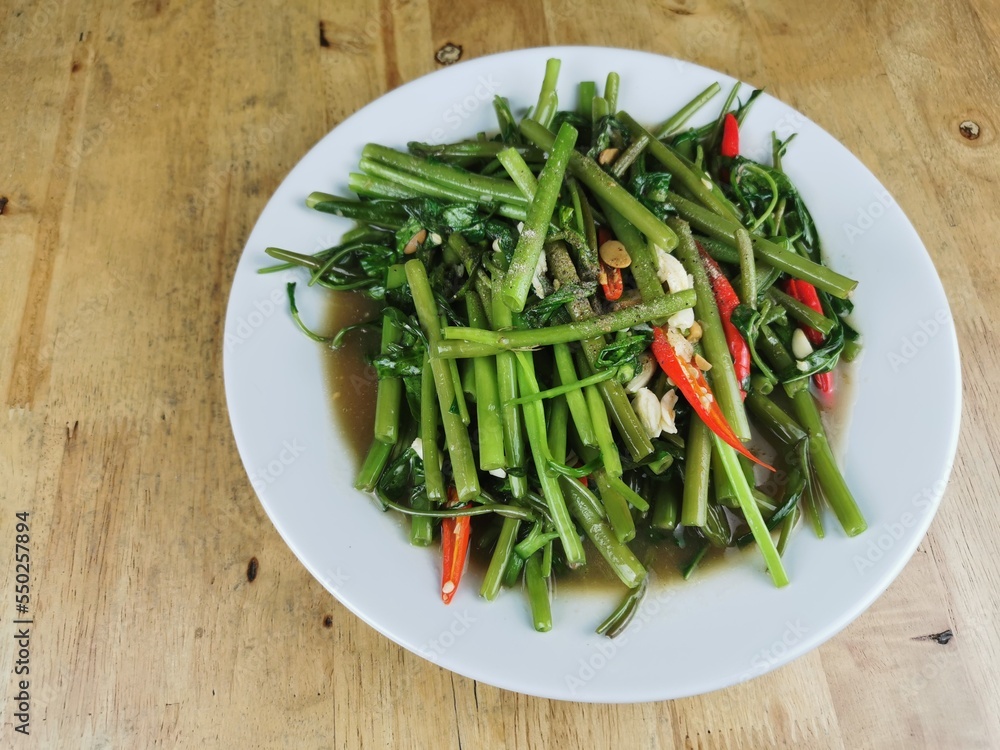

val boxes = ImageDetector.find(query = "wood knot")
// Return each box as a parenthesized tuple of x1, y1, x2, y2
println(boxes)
(318, 20, 330, 48)
(436, 43, 462, 65)
(246, 557, 259, 583)
(959, 120, 980, 140)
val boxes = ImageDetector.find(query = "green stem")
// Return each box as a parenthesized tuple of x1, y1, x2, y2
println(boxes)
(508, 367, 614, 405)
(516, 352, 586, 567)
(362, 145, 529, 207)
(651, 478, 681, 530)
(532, 58, 561, 129)
(440, 290, 696, 351)
(582, 373, 623, 479)
(520, 119, 679, 253)
(420, 354, 445, 504)
(653, 82, 722, 138)
(305, 192, 407, 229)
(767, 287, 836, 335)
(546, 242, 654, 461)
(380, 498, 536, 522)
(682, 417, 712, 527)
(735, 227, 757, 309)
(354, 439, 392, 492)
(592, 470, 635, 543)
(618, 111, 740, 222)
(668, 192, 858, 298)
(525, 553, 553, 632)
(670, 218, 752, 440)
(373, 315, 403, 444)
(355, 159, 527, 221)
(560, 476, 645, 589)
(578, 81, 596, 117)
(502, 122, 578, 312)
(405, 260, 480, 502)
(407, 141, 543, 160)
(604, 72, 620, 112)
(552, 342, 598, 447)
(714, 436, 789, 587)
(481, 517, 521, 601)
(496, 148, 539, 199)
(493, 278, 528, 499)
(467, 293, 506, 472)
(409, 491, 434, 546)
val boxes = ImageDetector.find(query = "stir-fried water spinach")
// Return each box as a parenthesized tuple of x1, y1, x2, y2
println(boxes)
(262, 61, 866, 636)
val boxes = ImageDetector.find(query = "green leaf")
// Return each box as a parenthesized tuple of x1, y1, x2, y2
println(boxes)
(628, 171, 675, 222)
(520, 281, 597, 328)
(595, 330, 652, 373)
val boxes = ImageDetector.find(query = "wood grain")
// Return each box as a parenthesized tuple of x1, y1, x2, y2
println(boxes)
(1, 0, 998, 746)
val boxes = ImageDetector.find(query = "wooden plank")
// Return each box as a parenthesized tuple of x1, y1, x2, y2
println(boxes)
(0, 0, 996, 746)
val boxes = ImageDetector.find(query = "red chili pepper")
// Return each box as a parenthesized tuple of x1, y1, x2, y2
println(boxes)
(599, 260, 623, 301)
(721, 113, 740, 158)
(784, 280, 833, 394)
(651, 327, 774, 471)
(698, 245, 751, 395)
(441, 487, 471, 605)
(596, 228, 623, 301)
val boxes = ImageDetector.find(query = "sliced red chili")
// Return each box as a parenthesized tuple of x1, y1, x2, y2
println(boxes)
(599, 260, 623, 301)
(595, 228, 624, 301)
(699, 245, 751, 394)
(651, 327, 774, 471)
(441, 487, 471, 605)
(721, 113, 740, 158)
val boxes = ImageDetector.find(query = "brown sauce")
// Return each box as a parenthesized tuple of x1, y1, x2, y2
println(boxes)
(322, 292, 741, 594)
(321, 295, 862, 593)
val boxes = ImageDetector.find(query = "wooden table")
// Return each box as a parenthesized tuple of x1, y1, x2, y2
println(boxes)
(2, 0, 997, 746)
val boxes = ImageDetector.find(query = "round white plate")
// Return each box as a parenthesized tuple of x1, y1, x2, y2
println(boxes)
(223, 46, 961, 702)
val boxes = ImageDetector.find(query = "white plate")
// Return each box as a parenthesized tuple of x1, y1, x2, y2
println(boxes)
(223, 47, 961, 702)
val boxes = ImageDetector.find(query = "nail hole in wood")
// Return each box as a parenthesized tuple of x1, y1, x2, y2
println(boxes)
(318, 21, 330, 48)
(913, 629, 953, 645)
(247, 557, 259, 583)
(323, 615, 334, 628)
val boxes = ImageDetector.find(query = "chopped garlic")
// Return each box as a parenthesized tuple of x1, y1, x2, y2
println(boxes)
(530, 251, 548, 299)
(667, 307, 695, 331)
(410, 437, 423, 460)
(625, 353, 656, 393)
(660, 389, 679, 434)
(488, 468, 507, 479)
(791, 328, 814, 359)
(631, 388, 662, 439)
(666, 328, 694, 363)
(654, 246, 694, 293)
